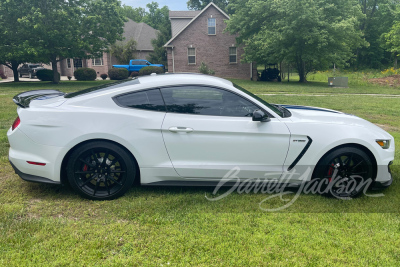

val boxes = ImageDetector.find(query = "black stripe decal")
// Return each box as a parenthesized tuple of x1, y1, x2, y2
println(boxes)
(287, 136, 313, 171)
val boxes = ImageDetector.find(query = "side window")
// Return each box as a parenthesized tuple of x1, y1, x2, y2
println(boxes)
(161, 86, 259, 117)
(114, 89, 166, 112)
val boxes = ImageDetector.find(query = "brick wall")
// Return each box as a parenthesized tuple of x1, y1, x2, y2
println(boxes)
(167, 5, 253, 80)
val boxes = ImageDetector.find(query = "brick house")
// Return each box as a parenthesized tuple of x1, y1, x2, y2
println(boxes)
(0, 19, 158, 78)
(164, 2, 257, 80)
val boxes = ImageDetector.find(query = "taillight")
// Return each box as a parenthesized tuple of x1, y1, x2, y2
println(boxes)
(12, 116, 20, 131)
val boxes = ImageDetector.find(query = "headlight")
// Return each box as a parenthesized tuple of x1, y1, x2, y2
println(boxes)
(376, 139, 391, 149)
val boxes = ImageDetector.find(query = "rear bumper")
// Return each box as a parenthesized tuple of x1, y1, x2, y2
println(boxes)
(9, 159, 61, 184)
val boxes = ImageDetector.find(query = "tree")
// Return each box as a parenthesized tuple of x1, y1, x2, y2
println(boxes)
(187, 0, 229, 11)
(143, 2, 171, 66)
(355, 0, 396, 68)
(148, 25, 170, 67)
(0, 0, 38, 82)
(226, 0, 366, 82)
(121, 5, 146, 22)
(142, 2, 170, 31)
(19, 0, 125, 83)
(383, 6, 400, 69)
(111, 38, 137, 64)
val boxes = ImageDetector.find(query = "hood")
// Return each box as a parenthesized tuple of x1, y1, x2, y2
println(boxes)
(151, 64, 164, 67)
(282, 104, 382, 129)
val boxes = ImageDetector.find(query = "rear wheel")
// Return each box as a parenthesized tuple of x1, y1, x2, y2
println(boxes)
(67, 141, 135, 200)
(313, 147, 374, 198)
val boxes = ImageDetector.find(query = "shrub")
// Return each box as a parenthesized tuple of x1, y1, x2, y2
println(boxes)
(74, 68, 97, 81)
(100, 73, 108, 80)
(130, 71, 139, 77)
(67, 76, 72, 80)
(199, 62, 215, 75)
(36, 69, 60, 81)
(139, 66, 164, 76)
(108, 68, 129, 80)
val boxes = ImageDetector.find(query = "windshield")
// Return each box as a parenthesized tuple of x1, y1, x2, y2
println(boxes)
(65, 78, 140, 98)
(233, 83, 284, 117)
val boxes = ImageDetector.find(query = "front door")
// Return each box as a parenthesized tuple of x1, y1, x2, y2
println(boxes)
(161, 86, 291, 180)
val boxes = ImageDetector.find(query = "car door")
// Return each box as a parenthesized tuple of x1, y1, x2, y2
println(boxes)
(160, 85, 291, 180)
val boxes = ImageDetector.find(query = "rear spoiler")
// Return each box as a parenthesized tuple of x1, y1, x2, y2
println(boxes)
(13, 90, 65, 108)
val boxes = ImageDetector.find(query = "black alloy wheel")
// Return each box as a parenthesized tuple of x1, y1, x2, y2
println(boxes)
(67, 141, 135, 200)
(313, 147, 374, 198)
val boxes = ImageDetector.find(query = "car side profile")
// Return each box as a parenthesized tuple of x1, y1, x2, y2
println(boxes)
(112, 59, 164, 73)
(8, 74, 394, 200)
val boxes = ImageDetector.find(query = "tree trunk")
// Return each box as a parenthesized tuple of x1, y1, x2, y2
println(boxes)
(394, 54, 398, 70)
(298, 60, 307, 83)
(51, 58, 60, 84)
(11, 61, 20, 82)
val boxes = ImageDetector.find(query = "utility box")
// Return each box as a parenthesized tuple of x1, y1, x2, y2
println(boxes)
(328, 77, 348, 87)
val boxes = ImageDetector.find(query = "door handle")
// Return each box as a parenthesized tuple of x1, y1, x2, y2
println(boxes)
(168, 126, 193, 133)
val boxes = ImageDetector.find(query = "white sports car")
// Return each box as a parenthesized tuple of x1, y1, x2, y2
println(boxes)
(8, 74, 394, 200)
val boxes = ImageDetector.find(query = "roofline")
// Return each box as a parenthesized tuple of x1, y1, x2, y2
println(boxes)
(169, 17, 198, 19)
(163, 2, 230, 47)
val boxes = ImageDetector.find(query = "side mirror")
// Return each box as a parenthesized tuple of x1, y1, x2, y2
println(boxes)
(252, 109, 270, 122)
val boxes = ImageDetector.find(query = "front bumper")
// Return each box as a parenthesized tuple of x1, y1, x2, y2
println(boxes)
(370, 161, 393, 190)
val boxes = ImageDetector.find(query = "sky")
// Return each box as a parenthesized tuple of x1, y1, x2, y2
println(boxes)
(120, 0, 189, 11)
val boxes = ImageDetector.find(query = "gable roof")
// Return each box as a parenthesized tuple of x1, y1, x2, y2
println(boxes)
(164, 2, 230, 47)
(119, 19, 159, 51)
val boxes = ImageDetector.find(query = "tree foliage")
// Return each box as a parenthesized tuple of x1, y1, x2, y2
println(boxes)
(18, 0, 125, 83)
(226, 0, 366, 82)
(187, 0, 229, 11)
(111, 38, 137, 64)
(355, 0, 396, 68)
(144, 2, 171, 66)
(121, 5, 146, 22)
(0, 0, 38, 82)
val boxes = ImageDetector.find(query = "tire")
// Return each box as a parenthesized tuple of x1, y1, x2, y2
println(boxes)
(312, 147, 374, 199)
(67, 141, 136, 200)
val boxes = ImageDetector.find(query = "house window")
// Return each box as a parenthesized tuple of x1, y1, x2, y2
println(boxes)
(92, 57, 103, 66)
(229, 47, 237, 63)
(67, 59, 71, 68)
(188, 48, 196, 65)
(73, 58, 83, 69)
(208, 18, 216, 35)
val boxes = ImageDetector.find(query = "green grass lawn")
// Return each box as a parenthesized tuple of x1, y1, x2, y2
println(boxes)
(0, 78, 399, 266)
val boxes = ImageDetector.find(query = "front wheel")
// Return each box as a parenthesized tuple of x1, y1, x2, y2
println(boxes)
(67, 141, 136, 200)
(312, 147, 374, 199)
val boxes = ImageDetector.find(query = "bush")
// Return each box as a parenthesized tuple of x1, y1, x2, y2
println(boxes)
(139, 66, 164, 76)
(74, 68, 97, 81)
(130, 71, 139, 77)
(199, 62, 215, 75)
(100, 73, 108, 80)
(36, 69, 60, 81)
(108, 68, 129, 80)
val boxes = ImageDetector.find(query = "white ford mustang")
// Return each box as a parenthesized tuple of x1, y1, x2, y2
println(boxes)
(8, 74, 394, 200)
